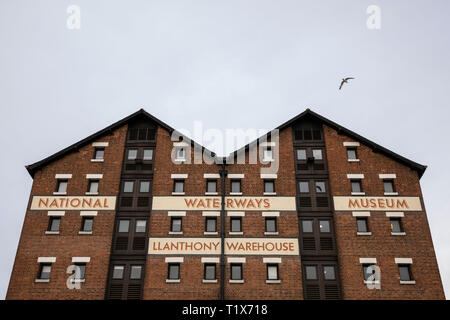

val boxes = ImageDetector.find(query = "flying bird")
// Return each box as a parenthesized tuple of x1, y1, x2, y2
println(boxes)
(339, 77, 355, 90)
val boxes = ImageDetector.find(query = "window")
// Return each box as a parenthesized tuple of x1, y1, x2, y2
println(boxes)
(38, 263, 52, 280)
(305, 265, 317, 280)
(204, 264, 216, 280)
(173, 180, 184, 193)
(231, 180, 241, 193)
(205, 218, 217, 232)
(390, 218, 403, 233)
(171, 218, 182, 232)
(168, 264, 180, 280)
(112, 265, 125, 279)
(175, 148, 186, 160)
(398, 265, 412, 281)
(351, 180, 362, 193)
(383, 180, 395, 193)
(319, 220, 330, 233)
(135, 220, 147, 233)
(263, 148, 273, 162)
(94, 148, 104, 160)
(315, 181, 326, 193)
(302, 220, 313, 233)
(139, 181, 150, 193)
(48, 217, 61, 232)
(323, 266, 336, 280)
(265, 218, 277, 233)
(299, 181, 309, 193)
(127, 149, 138, 160)
(56, 180, 68, 193)
(123, 181, 134, 193)
(264, 180, 275, 193)
(297, 149, 307, 160)
(356, 218, 369, 233)
(347, 148, 357, 160)
(267, 264, 279, 280)
(206, 180, 217, 193)
(231, 264, 242, 280)
(312, 149, 323, 160)
(130, 266, 142, 280)
(81, 217, 93, 232)
(88, 180, 99, 193)
(363, 264, 375, 281)
(74, 263, 86, 281)
(230, 218, 242, 233)
(118, 220, 130, 233)
(143, 149, 153, 160)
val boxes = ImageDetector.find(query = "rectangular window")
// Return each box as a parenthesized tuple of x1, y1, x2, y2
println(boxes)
(230, 264, 242, 280)
(312, 149, 323, 160)
(127, 149, 138, 160)
(323, 266, 336, 280)
(351, 180, 362, 193)
(297, 149, 307, 160)
(356, 218, 369, 232)
(139, 181, 150, 193)
(123, 181, 134, 193)
(118, 220, 130, 233)
(302, 220, 313, 233)
(168, 264, 180, 280)
(362, 264, 375, 281)
(299, 181, 309, 193)
(315, 181, 326, 193)
(174, 180, 184, 193)
(48, 217, 61, 232)
(305, 265, 317, 280)
(206, 180, 217, 193)
(112, 265, 125, 279)
(57, 180, 68, 193)
(94, 148, 104, 160)
(398, 265, 412, 281)
(267, 264, 279, 280)
(319, 220, 330, 233)
(390, 218, 403, 233)
(88, 180, 99, 193)
(383, 180, 395, 193)
(206, 218, 217, 232)
(347, 148, 357, 160)
(130, 265, 142, 280)
(230, 218, 242, 232)
(135, 220, 147, 233)
(204, 264, 216, 280)
(171, 218, 182, 232)
(265, 218, 277, 233)
(81, 217, 93, 232)
(74, 263, 86, 280)
(231, 180, 241, 193)
(264, 180, 275, 193)
(38, 263, 52, 280)
(143, 149, 153, 160)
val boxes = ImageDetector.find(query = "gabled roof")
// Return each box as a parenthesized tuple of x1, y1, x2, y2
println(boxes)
(26, 108, 427, 178)
(229, 108, 427, 178)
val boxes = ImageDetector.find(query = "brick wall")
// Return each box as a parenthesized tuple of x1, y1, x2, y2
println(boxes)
(6, 125, 127, 299)
(323, 124, 445, 299)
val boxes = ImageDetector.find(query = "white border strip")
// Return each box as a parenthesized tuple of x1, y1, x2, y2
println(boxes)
(92, 142, 109, 147)
(262, 212, 280, 217)
(86, 174, 103, 179)
(55, 174, 72, 179)
(227, 211, 245, 217)
(395, 258, 412, 264)
(80, 211, 98, 216)
(202, 211, 220, 217)
(343, 142, 360, 147)
(37, 257, 56, 263)
(72, 257, 91, 263)
(227, 257, 246, 263)
(386, 212, 405, 217)
(227, 174, 244, 179)
(352, 211, 370, 217)
(379, 174, 397, 179)
(359, 258, 377, 264)
(168, 211, 186, 217)
(165, 257, 184, 263)
(47, 211, 65, 216)
(263, 258, 282, 264)
(171, 174, 188, 179)
(201, 257, 220, 263)
(204, 174, 220, 179)
(347, 174, 364, 179)
(260, 174, 277, 179)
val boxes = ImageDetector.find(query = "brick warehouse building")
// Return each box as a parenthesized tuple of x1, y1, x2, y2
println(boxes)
(6, 108, 445, 300)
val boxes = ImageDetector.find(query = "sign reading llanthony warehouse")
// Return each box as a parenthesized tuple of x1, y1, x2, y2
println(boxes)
(148, 238, 299, 255)
(30, 196, 116, 211)
(333, 196, 422, 211)
(152, 196, 296, 211)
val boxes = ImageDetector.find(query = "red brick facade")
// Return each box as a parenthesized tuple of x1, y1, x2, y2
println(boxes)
(6, 109, 445, 300)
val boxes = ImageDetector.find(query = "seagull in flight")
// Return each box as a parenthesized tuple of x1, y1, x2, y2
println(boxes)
(339, 77, 355, 90)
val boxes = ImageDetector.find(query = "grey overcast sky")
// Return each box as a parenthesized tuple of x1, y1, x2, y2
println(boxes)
(1, 0, 449, 299)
